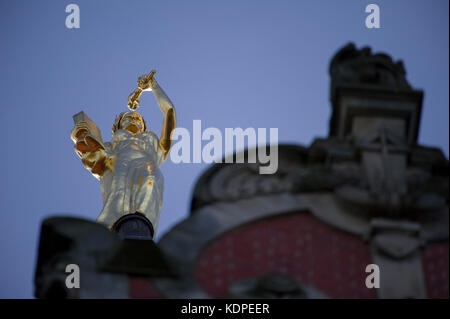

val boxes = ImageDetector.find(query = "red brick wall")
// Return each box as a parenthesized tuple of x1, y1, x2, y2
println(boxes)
(195, 212, 449, 299)
(421, 241, 449, 299)
(195, 212, 376, 298)
(129, 277, 164, 299)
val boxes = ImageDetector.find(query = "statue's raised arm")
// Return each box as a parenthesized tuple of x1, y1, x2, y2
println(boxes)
(128, 70, 176, 161)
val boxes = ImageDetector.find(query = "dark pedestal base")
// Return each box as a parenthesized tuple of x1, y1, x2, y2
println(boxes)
(112, 213, 154, 240)
(34, 216, 173, 298)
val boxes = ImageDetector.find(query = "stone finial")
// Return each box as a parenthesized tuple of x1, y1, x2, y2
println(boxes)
(329, 43, 412, 100)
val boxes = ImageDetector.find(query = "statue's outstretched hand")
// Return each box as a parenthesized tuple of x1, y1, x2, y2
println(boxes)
(74, 134, 108, 178)
(127, 70, 156, 110)
(137, 70, 156, 91)
(75, 134, 105, 157)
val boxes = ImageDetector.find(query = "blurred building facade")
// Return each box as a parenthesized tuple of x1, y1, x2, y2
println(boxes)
(35, 43, 449, 299)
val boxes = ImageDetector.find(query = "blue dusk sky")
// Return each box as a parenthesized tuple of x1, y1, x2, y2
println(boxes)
(0, 1, 448, 298)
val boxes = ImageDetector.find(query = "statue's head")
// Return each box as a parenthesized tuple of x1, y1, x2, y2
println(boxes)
(112, 111, 147, 135)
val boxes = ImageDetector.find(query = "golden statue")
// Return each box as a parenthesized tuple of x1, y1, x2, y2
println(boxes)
(70, 70, 176, 238)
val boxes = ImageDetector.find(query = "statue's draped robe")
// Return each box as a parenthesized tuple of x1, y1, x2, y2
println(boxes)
(97, 129, 166, 232)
